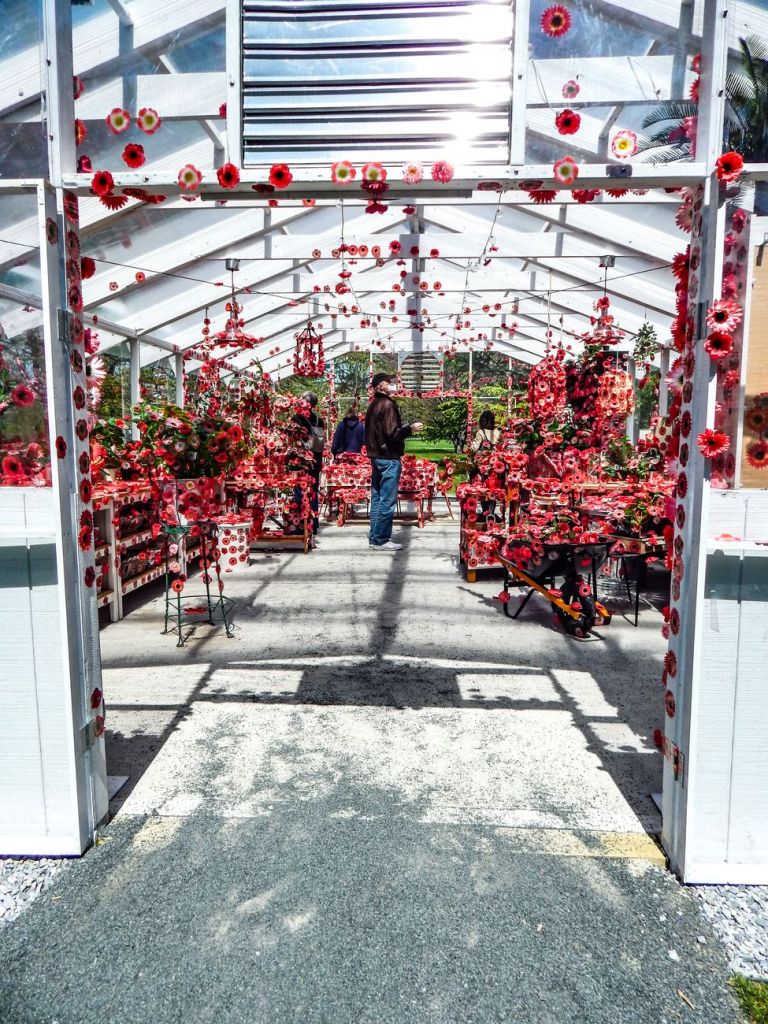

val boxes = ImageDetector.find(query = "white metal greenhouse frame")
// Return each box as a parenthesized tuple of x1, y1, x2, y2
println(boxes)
(0, 0, 766, 882)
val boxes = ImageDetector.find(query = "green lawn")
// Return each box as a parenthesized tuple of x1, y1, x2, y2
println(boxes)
(731, 977, 768, 1023)
(405, 438, 468, 491)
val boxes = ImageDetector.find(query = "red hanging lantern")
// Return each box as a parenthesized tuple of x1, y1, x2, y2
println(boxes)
(293, 319, 325, 377)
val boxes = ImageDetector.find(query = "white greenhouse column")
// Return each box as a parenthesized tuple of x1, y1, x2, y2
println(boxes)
(0, 185, 107, 855)
(659, 0, 768, 883)
(129, 337, 140, 439)
(175, 351, 185, 407)
(42, 0, 75, 184)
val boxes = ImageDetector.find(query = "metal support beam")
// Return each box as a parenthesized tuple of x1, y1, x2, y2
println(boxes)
(129, 337, 141, 438)
(42, 0, 75, 184)
(175, 351, 184, 407)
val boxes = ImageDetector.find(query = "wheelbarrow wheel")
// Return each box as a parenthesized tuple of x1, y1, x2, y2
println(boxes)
(557, 578, 596, 638)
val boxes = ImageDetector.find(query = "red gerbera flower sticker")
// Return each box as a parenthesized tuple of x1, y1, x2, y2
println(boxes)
(553, 156, 579, 185)
(79, 477, 93, 503)
(99, 194, 129, 211)
(83, 566, 96, 588)
(216, 163, 240, 189)
(81, 256, 96, 279)
(572, 188, 600, 204)
(136, 107, 161, 134)
(11, 384, 36, 407)
(122, 143, 145, 168)
(703, 331, 733, 360)
(528, 189, 559, 204)
(554, 109, 580, 135)
(171, 578, 185, 593)
(90, 687, 103, 710)
(541, 4, 572, 36)
(106, 108, 130, 134)
(697, 428, 730, 458)
(178, 164, 202, 191)
(706, 298, 742, 332)
(78, 525, 93, 551)
(269, 163, 293, 188)
(75, 119, 87, 146)
(715, 151, 744, 183)
(746, 440, 768, 469)
(55, 436, 67, 459)
(91, 170, 114, 197)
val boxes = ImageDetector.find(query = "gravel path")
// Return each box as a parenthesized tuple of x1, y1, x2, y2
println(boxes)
(0, 858, 69, 929)
(694, 885, 768, 980)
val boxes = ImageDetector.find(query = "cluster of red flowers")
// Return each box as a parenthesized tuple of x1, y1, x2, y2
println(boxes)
(528, 353, 567, 421)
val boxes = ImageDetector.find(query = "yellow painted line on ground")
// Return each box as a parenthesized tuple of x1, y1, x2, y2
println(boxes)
(494, 826, 667, 865)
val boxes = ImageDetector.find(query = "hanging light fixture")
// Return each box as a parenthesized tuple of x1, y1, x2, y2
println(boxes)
(293, 317, 326, 377)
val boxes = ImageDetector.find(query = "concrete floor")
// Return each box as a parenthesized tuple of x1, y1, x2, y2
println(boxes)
(0, 518, 741, 1023)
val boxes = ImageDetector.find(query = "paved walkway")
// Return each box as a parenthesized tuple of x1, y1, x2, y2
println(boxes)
(0, 520, 740, 1022)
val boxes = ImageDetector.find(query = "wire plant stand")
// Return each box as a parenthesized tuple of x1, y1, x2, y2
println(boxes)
(162, 521, 235, 647)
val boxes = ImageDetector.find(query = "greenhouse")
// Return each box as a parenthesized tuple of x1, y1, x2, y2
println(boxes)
(1, 1, 767, 1020)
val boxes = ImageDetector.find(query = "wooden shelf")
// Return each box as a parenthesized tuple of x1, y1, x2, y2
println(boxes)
(121, 565, 164, 595)
(120, 528, 153, 548)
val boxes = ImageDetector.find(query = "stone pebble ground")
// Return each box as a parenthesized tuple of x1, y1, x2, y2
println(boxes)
(2, 856, 767, 980)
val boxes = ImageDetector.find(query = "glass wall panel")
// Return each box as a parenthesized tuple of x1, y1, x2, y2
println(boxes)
(0, 191, 48, 488)
(0, 1, 47, 178)
(524, 0, 702, 166)
(72, 0, 226, 176)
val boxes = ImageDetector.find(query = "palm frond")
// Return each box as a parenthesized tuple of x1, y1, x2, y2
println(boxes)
(640, 102, 697, 129)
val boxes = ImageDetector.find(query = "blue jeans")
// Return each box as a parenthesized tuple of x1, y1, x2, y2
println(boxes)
(369, 458, 402, 545)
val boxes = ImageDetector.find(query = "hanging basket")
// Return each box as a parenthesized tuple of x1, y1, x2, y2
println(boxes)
(293, 319, 325, 377)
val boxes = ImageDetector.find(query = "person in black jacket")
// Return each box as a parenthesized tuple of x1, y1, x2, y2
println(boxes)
(364, 373, 423, 551)
(292, 391, 325, 536)
(331, 409, 366, 456)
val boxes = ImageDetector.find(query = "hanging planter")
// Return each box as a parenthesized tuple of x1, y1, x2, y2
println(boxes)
(293, 319, 325, 377)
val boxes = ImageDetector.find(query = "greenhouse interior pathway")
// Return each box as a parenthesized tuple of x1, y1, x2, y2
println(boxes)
(0, 519, 741, 1023)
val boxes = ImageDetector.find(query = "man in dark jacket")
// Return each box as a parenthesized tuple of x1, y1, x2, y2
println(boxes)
(331, 409, 366, 456)
(364, 373, 423, 550)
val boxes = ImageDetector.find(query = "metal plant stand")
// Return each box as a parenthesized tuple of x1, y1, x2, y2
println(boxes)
(162, 521, 235, 647)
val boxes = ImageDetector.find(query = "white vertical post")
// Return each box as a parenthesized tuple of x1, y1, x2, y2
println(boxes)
(659, 346, 671, 419)
(42, 0, 76, 184)
(129, 337, 140, 439)
(661, 0, 731, 881)
(509, 0, 530, 164)
(175, 351, 184, 407)
(225, 0, 243, 167)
